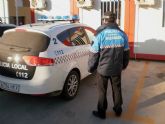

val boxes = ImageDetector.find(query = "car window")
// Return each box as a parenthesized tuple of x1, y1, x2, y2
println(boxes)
(0, 25, 16, 37)
(70, 27, 89, 46)
(84, 27, 95, 44)
(0, 31, 50, 52)
(57, 27, 90, 46)
(57, 29, 72, 46)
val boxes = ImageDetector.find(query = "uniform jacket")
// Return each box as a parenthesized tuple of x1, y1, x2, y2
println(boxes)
(88, 23, 130, 76)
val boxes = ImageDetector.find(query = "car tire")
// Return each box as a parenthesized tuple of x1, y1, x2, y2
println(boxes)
(62, 70, 80, 100)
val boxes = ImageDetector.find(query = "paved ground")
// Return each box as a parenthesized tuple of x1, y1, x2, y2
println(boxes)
(0, 60, 165, 124)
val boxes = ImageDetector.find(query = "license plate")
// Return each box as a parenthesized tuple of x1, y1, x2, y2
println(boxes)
(0, 80, 20, 92)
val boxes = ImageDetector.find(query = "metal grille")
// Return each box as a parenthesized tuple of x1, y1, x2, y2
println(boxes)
(101, 0, 121, 25)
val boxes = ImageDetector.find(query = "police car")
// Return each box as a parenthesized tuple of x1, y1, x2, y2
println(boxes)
(0, 21, 95, 99)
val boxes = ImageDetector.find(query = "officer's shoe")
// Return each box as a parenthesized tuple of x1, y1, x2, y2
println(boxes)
(92, 110, 106, 119)
(113, 107, 122, 117)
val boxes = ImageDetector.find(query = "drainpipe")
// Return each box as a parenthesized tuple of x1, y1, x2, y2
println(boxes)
(15, 0, 19, 26)
(2, 0, 6, 23)
(2, 0, 9, 23)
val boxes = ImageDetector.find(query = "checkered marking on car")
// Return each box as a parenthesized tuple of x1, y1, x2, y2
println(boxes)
(54, 50, 89, 64)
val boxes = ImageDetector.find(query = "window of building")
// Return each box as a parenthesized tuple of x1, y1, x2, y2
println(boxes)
(101, 0, 121, 25)
(163, 0, 165, 27)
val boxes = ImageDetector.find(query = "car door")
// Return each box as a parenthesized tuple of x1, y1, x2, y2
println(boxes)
(68, 26, 90, 78)
(57, 26, 95, 79)
(71, 26, 96, 77)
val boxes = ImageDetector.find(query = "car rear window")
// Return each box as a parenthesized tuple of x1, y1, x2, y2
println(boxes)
(0, 31, 50, 52)
(0, 25, 16, 37)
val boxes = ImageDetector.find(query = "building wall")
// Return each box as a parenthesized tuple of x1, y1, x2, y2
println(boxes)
(79, 0, 101, 30)
(134, 0, 165, 58)
(8, 0, 31, 25)
(33, 0, 125, 30)
(79, 0, 125, 30)
(34, 0, 70, 22)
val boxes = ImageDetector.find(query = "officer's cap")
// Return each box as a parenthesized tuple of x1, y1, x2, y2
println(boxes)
(103, 11, 116, 23)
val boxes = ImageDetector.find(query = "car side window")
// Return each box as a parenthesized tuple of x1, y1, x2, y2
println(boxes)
(57, 29, 72, 46)
(70, 27, 89, 46)
(57, 27, 89, 46)
(84, 27, 95, 44)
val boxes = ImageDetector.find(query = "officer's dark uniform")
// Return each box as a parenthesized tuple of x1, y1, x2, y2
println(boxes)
(88, 12, 130, 119)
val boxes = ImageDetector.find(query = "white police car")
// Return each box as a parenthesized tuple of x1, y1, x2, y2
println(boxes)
(0, 22, 95, 99)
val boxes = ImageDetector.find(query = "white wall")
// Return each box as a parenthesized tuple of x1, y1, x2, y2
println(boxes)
(35, 0, 70, 21)
(134, 0, 165, 55)
(79, 0, 101, 29)
(79, 0, 125, 30)
(34, 0, 126, 30)
(0, 0, 9, 23)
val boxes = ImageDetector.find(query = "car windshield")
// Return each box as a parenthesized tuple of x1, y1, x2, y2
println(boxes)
(0, 31, 50, 52)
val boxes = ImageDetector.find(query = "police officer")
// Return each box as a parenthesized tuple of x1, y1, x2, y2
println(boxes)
(88, 11, 130, 119)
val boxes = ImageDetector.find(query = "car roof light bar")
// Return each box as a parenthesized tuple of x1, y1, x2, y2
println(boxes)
(37, 15, 79, 23)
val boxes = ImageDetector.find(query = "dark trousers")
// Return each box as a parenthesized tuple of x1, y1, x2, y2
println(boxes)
(97, 73, 123, 113)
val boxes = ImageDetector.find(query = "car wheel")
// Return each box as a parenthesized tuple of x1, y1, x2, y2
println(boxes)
(62, 70, 80, 100)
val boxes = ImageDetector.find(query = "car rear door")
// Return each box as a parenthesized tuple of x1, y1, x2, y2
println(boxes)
(69, 26, 90, 77)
